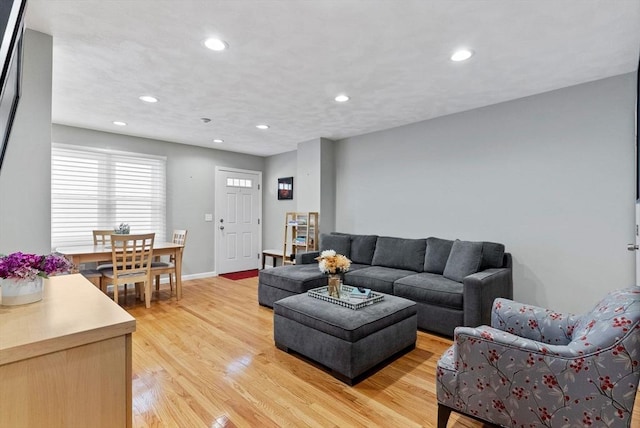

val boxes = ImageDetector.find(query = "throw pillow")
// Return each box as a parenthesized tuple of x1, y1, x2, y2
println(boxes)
(424, 237, 454, 274)
(335, 233, 378, 265)
(443, 240, 483, 282)
(481, 241, 505, 269)
(319, 233, 351, 258)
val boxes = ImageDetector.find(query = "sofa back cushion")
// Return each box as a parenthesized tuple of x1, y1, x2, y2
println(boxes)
(481, 241, 506, 269)
(319, 233, 351, 258)
(424, 237, 454, 274)
(371, 236, 427, 272)
(443, 240, 483, 282)
(333, 233, 378, 265)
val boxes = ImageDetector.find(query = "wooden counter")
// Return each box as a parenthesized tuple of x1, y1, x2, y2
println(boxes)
(0, 274, 136, 427)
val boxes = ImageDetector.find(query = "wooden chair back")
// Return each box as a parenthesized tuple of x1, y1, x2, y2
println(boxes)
(108, 233, 155, 306)
(93, 229, 114, 245)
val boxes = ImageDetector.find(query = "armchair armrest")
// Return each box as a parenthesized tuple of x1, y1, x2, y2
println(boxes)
(463, 267, 512, 328)
(491, 298, 579, 345)
(295, 251, 320, 265)
(454, 325, 580, 359)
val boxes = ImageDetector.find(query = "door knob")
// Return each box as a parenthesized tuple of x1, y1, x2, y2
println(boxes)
(627, 243, 639, 251)
(219, 225, 225, 230)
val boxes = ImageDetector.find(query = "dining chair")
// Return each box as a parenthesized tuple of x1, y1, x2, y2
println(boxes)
(80, 229, 116, 287)
(152, 229, 187, 296)
(100, 233, 155, 307)
(92, 229, 113, 245)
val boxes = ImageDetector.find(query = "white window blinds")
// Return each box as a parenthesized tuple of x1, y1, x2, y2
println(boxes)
(51, 143, 166, 248)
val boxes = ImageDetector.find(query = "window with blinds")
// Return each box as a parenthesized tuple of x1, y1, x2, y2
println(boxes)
(51, 143, 166, 248)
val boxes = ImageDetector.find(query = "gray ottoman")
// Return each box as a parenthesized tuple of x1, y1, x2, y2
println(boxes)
(258, 265, 327, 307)
(273, 292, 417, 385)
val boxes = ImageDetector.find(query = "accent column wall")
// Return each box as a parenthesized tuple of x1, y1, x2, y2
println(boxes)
(0, 30, 52, 254)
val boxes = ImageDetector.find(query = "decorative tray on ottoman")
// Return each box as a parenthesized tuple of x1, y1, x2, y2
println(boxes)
(307, 285, 384, 310)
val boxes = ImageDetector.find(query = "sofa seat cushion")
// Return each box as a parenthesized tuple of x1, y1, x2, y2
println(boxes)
(344, 266, 417, 294)
(258, 265, 326, 294)
(394, 272, 464, 310)
(273, 292, 417, 342)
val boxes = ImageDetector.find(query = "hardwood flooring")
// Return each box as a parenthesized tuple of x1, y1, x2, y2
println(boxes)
(121, 277, 640, 428)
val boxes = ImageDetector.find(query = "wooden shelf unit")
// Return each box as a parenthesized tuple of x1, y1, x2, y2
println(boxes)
(283, 212, 319, 265)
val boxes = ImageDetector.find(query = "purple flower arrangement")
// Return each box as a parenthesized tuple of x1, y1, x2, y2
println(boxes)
(0, 252, 74, 281)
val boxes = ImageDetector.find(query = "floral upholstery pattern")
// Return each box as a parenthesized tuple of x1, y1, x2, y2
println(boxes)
(436, 287, 640, 427)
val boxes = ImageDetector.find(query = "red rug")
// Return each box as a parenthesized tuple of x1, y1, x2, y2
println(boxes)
(220, 269, 259, 280)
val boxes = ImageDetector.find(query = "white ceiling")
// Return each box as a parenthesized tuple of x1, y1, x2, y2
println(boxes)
(25, 0, 640, 157)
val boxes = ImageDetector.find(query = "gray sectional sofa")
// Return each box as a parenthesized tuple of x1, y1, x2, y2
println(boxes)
(258, 232, 512, 336)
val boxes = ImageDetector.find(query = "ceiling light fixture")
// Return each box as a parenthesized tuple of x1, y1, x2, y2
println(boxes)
(334, 94, 350, 102)
(451, 49, 474, 62)
(201, 117, 212, 123)
(256, 124, 270, 130)
(213, 139, 224, 143)
(139, 95, 158, 103)
(204, 38, 228, 51)
(113, 121, 127, 126)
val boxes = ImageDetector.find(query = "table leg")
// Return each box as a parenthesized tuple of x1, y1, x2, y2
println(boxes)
(175, 248, 183, 300)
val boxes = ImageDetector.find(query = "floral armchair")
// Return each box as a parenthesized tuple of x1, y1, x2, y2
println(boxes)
(436, 287, 640, 427)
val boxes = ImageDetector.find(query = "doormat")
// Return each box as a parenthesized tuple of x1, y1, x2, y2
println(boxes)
(220, 269, 259, 280)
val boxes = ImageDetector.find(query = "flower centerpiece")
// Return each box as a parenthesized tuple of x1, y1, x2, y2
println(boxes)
(114, 223, 130, 234)
(0, 252, 74, 306)
(315, 250, 351, 298)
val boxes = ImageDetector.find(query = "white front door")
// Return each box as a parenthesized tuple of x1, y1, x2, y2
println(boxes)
(215, 167, 262, 274)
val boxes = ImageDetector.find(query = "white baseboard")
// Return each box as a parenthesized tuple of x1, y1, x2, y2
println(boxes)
(155, 271, 217, 284)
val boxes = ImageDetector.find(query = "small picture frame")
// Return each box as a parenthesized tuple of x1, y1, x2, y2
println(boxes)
(278, 177, 293, 200)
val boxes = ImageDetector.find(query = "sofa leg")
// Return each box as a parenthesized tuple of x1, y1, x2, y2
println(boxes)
(437, 404, 452, 428)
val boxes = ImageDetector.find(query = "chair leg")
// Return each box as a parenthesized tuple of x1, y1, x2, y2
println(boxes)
(169, 273, 174, 294)
(113, 281, 119, 304)
(144, 280, 151, 308)
(155, 275, 160, 291)
(438, 404, 452, 428)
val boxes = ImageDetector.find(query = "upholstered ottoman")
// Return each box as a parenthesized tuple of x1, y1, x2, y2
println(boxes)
(273, 292, 417, 385)
(258, 265, 327, 307)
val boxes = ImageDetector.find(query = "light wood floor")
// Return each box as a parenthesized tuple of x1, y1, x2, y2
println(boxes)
(120, 276, 640, 428)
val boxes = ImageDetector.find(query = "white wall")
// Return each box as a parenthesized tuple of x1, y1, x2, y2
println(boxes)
(52, 125, 264, 277)
(0, 30, 52, 254)
(335, 74, 636, 314)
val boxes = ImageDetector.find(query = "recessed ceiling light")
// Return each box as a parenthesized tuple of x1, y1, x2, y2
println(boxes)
(204, 38, 228, 51)
(256, 124, 270, 130)
(213, 139, 224, 143)
(139, 95, 158, 103)
(113, 121, 127, 126)
(334, 94, 350, 102)
(451, 49, 473, 62)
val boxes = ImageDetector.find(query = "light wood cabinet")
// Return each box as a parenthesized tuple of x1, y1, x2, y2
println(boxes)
(283, 212, 319, 264)
(0, 274, 136, 427)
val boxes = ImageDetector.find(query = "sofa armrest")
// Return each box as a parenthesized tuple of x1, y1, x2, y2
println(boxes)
(462, 267, 513, 328)
(295, 251, 320, 265)
(491, 298, 578, 345)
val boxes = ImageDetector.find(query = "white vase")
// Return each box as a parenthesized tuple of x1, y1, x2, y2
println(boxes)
(0, 276, 44, 306)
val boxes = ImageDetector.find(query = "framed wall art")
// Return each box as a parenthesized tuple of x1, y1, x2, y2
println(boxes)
(278, 177, 293, 200)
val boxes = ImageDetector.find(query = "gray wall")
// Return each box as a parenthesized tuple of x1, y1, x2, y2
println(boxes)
(263, 150, 297, 256)
(0, 30, 52, 254)
(51, 125, 265, 277)
(334, 73, 636, 314)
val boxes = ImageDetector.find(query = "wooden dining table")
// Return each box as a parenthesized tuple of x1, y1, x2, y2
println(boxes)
(56, 242, 185, 300)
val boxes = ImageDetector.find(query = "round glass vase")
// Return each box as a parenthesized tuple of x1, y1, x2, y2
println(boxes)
(0, 276, 44, 306)
(327, 274, 341, 298)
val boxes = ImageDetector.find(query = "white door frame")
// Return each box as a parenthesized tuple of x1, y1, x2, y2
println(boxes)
(214, 166, 263, 275)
